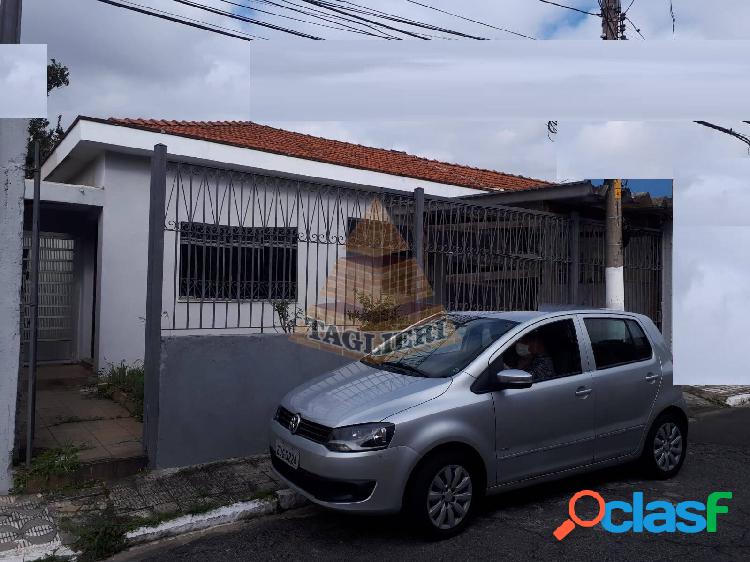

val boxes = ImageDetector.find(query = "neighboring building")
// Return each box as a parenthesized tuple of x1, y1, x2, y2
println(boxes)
(35, 117, 550, 370)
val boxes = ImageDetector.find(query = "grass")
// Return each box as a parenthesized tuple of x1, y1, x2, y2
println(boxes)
(13, 445, 81, 494)
(98, 361, 144, 421)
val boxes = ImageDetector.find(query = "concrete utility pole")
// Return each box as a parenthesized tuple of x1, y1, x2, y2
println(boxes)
(605, 179, 625, 310)
(600, 1, 626, 311)
(0, 0, 23, 43)
(0, 0, 26, 493)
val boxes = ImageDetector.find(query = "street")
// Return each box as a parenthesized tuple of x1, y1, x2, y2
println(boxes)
(118, 408, 750, 562)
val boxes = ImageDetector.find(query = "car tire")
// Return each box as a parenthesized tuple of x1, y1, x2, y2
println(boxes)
(404, 450, 481, 539)
(640, 411, 687, 479)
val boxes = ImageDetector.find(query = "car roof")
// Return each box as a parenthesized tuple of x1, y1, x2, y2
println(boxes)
(448, 309, 644, 324)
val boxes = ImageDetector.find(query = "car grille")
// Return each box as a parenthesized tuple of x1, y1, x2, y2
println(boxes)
(276, 406, 332, 444)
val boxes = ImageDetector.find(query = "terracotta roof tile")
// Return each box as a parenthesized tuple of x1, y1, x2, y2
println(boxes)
(106, 118, 550, 192)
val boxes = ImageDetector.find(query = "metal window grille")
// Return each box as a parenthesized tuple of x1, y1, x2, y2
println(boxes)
(161, 163, 663, 332)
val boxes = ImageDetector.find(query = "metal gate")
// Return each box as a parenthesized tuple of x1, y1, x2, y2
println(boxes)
(21, 233, 76, 363)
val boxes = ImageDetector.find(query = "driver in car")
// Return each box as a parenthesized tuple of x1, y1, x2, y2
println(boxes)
(504, 332, 555, 382)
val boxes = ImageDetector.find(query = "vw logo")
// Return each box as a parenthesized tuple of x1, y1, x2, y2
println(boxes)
(289, 413, 301, 434)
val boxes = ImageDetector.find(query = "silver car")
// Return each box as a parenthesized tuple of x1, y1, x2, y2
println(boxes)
(270, 310, 687, 537)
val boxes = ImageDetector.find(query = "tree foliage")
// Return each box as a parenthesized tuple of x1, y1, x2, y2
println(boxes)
(25, 59, 69, 178)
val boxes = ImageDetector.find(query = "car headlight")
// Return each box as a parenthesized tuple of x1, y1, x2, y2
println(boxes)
(325, 422, 395, 452)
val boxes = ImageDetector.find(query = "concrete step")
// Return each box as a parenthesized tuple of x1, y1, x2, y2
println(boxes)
(24, 455, 148, 494)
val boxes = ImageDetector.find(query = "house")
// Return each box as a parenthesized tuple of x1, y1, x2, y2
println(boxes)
(32, 116, 551, 371)
(9, 117, 672, 470)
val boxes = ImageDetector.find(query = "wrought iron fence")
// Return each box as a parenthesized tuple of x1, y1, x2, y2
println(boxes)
(161, 163, 663, 332)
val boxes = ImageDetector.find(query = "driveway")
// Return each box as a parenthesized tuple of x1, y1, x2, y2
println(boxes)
(117, 407, 750, 562)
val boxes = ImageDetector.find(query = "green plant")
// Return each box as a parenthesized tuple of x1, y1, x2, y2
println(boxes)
(98, 361, 144, 421)
(13, 445, 81, 494)
(273, 300, 304, 333)
(66, 506, 131, 562)
(26, 59, 69, 179)
(346, 291, 408, 331)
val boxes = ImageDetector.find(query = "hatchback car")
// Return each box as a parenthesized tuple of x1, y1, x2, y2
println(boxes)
(269, 310, 687, 537)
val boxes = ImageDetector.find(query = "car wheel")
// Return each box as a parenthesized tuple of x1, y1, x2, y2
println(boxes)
(405, 451, 480, 539)
(641, 412, 687, 479)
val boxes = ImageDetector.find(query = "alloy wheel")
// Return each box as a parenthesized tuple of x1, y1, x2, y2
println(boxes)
(427, 464, 473, 530)
(653, 422, 683, 472)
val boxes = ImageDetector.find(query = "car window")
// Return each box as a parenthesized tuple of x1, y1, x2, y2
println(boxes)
(493, 319, 582, 383)
(626, 319, 653, 362)
(583, 318, 652, 369)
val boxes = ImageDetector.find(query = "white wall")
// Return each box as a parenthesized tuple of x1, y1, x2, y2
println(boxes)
(94, 152, 152, 367)
(0, 118, 27, 493)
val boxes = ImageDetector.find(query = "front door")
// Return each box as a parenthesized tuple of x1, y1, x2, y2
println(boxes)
(580, 316, 662, 461)
(492, 318, 595, 484)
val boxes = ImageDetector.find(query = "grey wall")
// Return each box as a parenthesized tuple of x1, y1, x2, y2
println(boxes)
(0, 118, 27, 493)
(155, 333, 351, 468)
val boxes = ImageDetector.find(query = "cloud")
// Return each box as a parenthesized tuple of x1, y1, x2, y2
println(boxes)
(0, 44, 47, 118)
(673, 159, 750, 385)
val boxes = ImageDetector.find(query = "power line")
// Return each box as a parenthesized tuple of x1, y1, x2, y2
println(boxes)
(624, 15, 644, 39)
(405, 0, 536, 40)
(305, 0, 488, 39)
(216, 0, 385, 36)
(537, 0, 599, 17)
(170, 0, 324, 39)
(669, 0, 676, 36)
(93, 0, 265, 41)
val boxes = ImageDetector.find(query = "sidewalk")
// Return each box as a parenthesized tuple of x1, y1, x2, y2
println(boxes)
(0, 454, 302, 561)
(683, 385, 750, 409)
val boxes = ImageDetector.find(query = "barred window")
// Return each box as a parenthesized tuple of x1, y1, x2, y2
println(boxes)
(179, 222, 297, 300)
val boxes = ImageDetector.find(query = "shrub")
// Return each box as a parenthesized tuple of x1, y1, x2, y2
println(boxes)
(98, 362, 144, 421)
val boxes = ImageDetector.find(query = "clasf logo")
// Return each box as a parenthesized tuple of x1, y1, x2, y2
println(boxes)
(554, 490, 733, 540)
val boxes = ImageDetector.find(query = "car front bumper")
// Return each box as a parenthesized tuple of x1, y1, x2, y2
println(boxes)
(269, 419, 418, 514)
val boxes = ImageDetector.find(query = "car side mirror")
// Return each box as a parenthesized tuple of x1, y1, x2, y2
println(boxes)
(496, 369, 533, 389)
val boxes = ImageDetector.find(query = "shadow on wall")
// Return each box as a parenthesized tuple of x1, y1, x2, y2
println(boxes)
(155, 333, 352, 468)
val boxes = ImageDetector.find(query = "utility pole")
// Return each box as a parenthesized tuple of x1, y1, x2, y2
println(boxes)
(600, 0, 625, 40)
(605, 179, 624, 310)
(0, 0, 23, 43)
(601, 1, 625, 310)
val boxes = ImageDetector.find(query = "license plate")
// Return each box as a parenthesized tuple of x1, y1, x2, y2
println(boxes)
(274, 439, 300, 470)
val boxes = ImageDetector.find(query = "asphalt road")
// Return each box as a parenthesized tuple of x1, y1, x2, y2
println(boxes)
(120, 408, 750, 562)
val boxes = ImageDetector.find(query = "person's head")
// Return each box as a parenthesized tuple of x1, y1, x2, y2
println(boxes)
(515, 332, 544, 357)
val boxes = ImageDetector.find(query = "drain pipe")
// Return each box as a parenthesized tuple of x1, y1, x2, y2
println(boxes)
(26, 142, 41, 467)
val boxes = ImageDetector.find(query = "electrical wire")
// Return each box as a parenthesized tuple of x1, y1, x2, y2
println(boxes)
(215, 0, 386, 37)
(170, 0, 324, 39)
(307, 0, 488, 39)
(405, 0, 536, 40)
(92, 0, 265, 40)
(537, 0, 599, 17)
(625, 15, 644, 39)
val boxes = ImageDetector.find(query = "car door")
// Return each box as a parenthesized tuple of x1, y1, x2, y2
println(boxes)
(579, 315, 661, 462)
(491, 317, 595, 484)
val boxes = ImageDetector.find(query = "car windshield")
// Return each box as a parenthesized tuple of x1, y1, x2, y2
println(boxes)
(361, 313, 519, 378)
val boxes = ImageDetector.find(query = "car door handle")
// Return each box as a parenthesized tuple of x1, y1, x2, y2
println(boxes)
(645, 373, 660, 383)
(575, 387, 593, 398)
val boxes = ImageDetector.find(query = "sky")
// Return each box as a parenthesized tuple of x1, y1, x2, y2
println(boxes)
(18, 0, 750, 187)
(673, 159, 750, 385)
(0, 45, 46, 118)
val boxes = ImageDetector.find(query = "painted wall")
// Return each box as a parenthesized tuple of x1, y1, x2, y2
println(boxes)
(0, 119, 27, 493)
(155, 333, 351, 468)
(94, 152, 152, 368)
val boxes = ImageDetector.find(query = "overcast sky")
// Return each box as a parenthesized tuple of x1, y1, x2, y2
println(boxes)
(18, 0, 750, 182)
(0, 45, 46, 118)
(674, 159, 750, 385)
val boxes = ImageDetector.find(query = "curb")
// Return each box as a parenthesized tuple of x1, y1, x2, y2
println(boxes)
(684, 386, 750, 408)
(125, 489, 308, 546)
